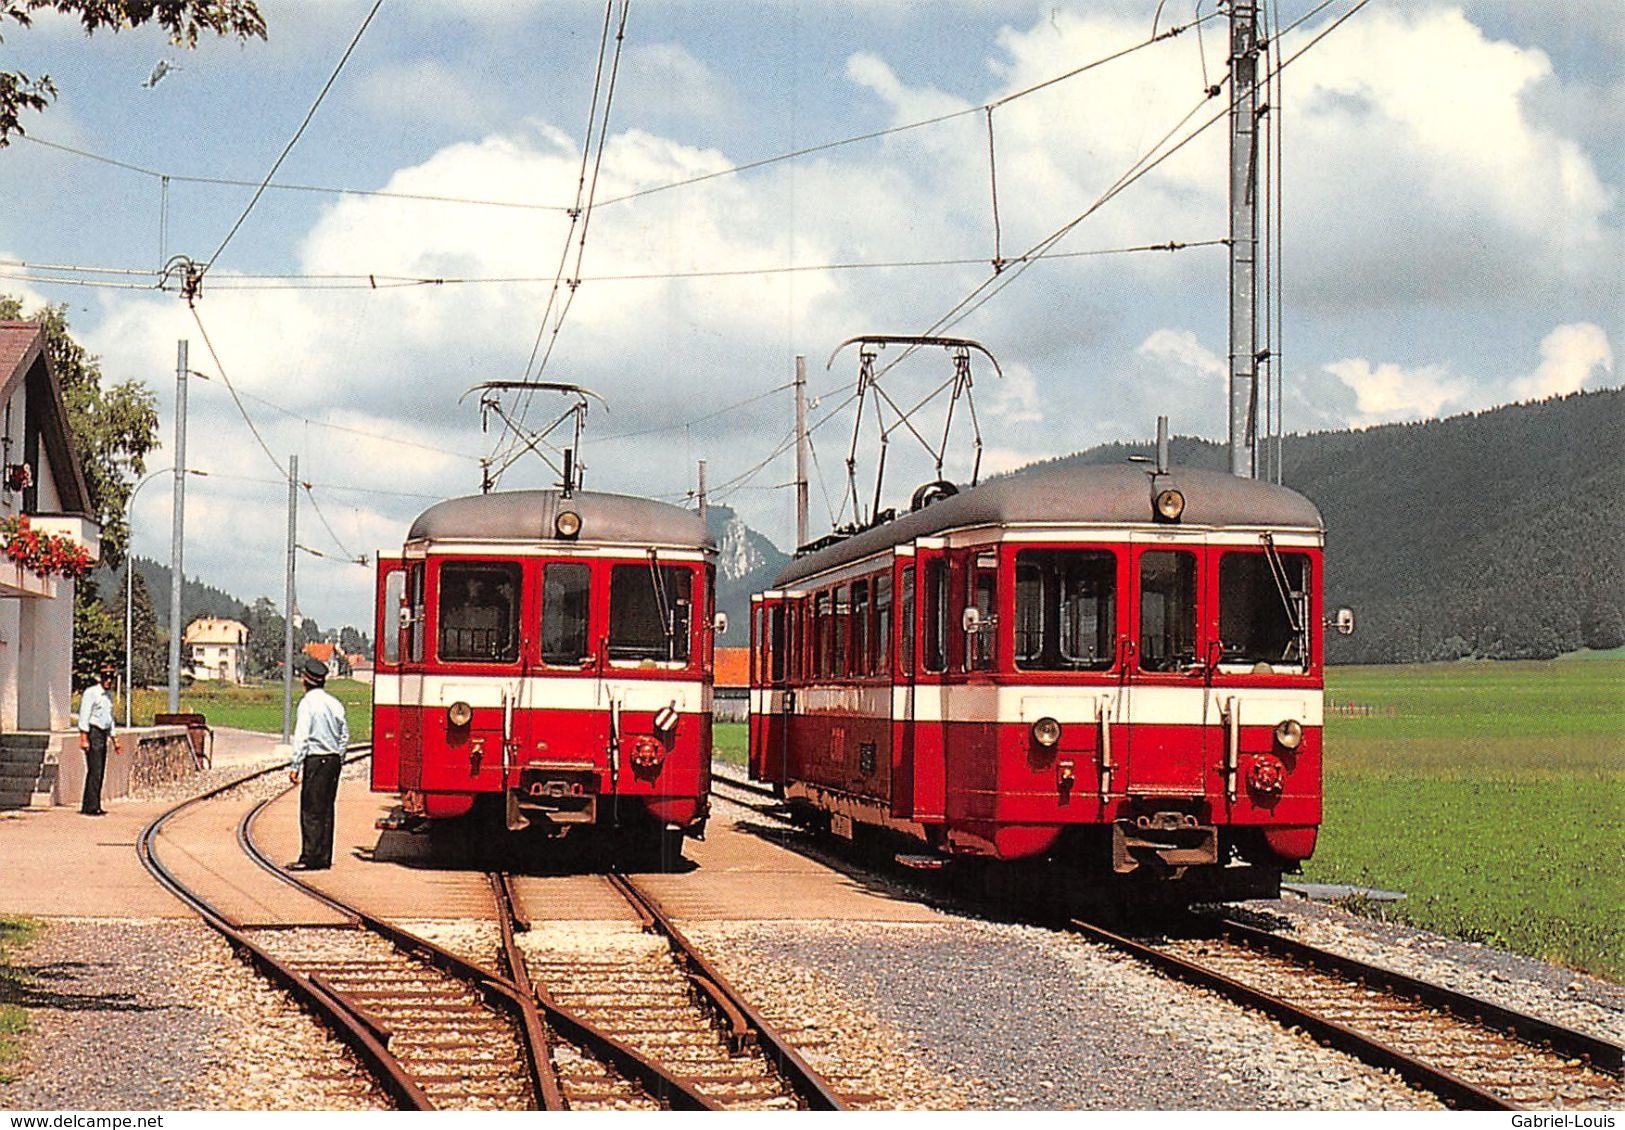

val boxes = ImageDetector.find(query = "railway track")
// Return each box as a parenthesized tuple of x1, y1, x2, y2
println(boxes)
(498, 870, 849, 1110)
(139, 750, 849, 1111)
(142, 749, 560, 1109)
(1071, 914, 1623, 1111)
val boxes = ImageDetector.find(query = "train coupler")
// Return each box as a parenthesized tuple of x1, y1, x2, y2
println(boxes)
(1111, 813, 1219, 874)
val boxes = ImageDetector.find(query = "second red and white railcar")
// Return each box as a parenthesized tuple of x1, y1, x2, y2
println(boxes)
(372, 489, 717, 852)
(749, 462, 1327, 898)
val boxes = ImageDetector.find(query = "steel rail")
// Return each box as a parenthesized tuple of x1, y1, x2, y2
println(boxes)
(1069, 916, 1513, 1111)
(607, 870, 849, 1110)
(1214, 914, 1623, 1077)
(488, 872, 721, 1111)
(136, 747, 433, 1110)
(237, 795, 560, 1110)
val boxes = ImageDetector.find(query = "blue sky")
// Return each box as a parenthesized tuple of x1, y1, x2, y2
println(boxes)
(1, 0, 1619, 632)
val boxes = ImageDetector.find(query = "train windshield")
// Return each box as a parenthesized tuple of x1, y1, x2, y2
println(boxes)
(437, 561, 521, 663)
(541, 562, 592, 666)
(1220, 550, 1310, 670)
(609, 563, 692, 664)
(1015, 549, 1116, 671)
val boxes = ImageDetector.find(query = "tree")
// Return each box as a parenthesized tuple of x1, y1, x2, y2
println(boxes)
(72, 577, 122, 688)
(127, 567, 165, 685)
(244, 595, 285, 679)
(1, 0, 266, 146)
(0, 297, 159, 568)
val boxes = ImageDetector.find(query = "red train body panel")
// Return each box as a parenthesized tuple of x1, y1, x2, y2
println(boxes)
(749, 462, 1327, 896)
(371, 489, 716, 843)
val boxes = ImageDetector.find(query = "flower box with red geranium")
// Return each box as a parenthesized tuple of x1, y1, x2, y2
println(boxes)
(0, 514, 91, 579)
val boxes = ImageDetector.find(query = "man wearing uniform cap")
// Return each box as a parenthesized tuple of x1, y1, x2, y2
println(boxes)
(287, 655, 349, 871)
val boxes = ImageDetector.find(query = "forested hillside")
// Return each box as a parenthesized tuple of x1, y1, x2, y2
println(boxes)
(1046, 388, 1624, 664)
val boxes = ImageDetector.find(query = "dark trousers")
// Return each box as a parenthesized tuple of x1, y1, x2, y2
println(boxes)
(81, 727, 109, 814)
(298, 753, 342, 867)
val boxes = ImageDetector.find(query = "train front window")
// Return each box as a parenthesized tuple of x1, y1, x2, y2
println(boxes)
(541, 562, 591, 666)
(1220, 550, 1310, 670)
(1015, 549, 1116, 671)
(438, 562, 521, 663)
(1139, 550, 1197, 673)
(609, 563, 692, 664)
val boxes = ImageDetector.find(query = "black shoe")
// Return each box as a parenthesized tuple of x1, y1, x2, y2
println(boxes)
(286, 860, 314, 871)
(81, 809, 106, 816)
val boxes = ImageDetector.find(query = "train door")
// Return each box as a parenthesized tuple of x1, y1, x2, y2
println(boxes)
(1122, 537, 1209, 797)
(890, 558, 916, 817)
(908, 545, 950, 822)
(371, 557, 405, 792)
(397, 557, 428, 794)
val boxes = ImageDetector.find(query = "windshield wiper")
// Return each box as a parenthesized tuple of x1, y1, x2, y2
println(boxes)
(647, 549, 675, 661)
(1260, 532, 1307, 663)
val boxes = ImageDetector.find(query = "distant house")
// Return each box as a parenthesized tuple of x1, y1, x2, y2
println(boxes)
(302, 641, 342, 678)
(0, 321, 100, 731)
(183, 617, 248, 683)
(346, 652, 373, 683)
(714, 646, 750, 723)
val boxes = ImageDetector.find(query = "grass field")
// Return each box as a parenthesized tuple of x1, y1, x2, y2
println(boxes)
(127, 679, 373, 743)
(1309, 654, 1624, 980)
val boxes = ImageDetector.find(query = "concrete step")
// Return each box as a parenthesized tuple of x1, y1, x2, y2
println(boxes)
(0, 734, 52, 754)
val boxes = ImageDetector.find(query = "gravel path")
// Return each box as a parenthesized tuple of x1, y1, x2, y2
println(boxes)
(0, 919, 386, 1111)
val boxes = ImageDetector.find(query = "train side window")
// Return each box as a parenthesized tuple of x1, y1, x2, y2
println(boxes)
(541, 562, 592, 666)
(850, 580, 869, 677)
(382, 570, 405, 666)
(769, 604, 787, 683)
(408, 564, 425, 663)
(813, 591, 830, 677)
(874, 572, 892, 674)
(922, 559, 947, 673)
(438, 561, 522, 663)
(609, 564, 692, 664)
(966, 567, 996, 672)
(899, 567, 915, 672)
(831, 585, 849, 676)
(1220, 550, 1309, 670)
(1015, 550, 1116, 671)
(1139, 550, 1198, 673)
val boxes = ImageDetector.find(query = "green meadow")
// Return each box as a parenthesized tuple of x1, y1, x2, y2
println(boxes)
(1309, 654, 1624, 980)
(128, 679, 373, 744)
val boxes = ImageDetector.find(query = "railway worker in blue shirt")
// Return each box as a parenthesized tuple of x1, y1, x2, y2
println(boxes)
(287, 656, 349, 871)
(76, 667, 121, 816)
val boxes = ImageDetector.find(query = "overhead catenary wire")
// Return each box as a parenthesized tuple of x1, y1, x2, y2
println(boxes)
(201, 0, 384, 280)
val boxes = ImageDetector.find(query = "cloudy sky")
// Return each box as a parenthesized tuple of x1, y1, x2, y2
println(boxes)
(0, 0, 1618, 632)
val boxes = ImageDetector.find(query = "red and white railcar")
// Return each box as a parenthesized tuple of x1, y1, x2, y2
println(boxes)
(372, 489, 717, 851)
(749, 462, 1327, 897)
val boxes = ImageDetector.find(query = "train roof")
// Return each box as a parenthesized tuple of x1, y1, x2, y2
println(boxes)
(407, 489, 714, 552)
(775, 462, 1322, 586)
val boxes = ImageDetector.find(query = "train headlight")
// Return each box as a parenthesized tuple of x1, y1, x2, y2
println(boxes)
(554, 509, 582, 539)
(1274, 718, 1304, 750)
(447, 701, 473, 728)
(1031, 716, 1062, 748)
(1153, 488, 1185, 522)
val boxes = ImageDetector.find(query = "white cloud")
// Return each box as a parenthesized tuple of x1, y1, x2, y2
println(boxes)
(1509, 322, 1614, 400)
(1325, 358, 1470, 426)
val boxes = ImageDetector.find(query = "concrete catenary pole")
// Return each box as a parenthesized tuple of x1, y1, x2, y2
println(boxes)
(282, 454, 298, 742)
(166, 342, 188, 712)
(697, 459, 708, 524)
(794, 354, 809, 549)
(1227, 1, 1261, 479)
